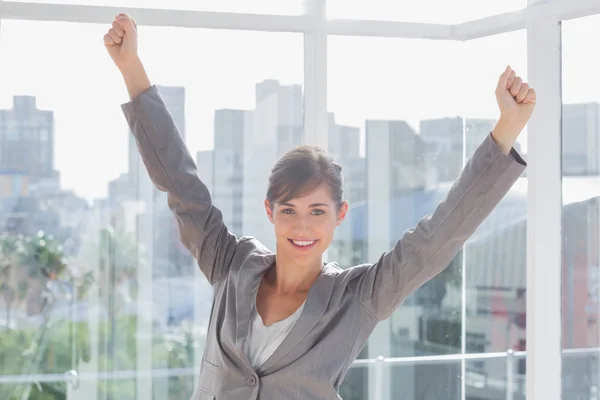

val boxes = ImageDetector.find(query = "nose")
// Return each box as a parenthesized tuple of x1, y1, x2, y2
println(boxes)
(293, 215, 312, 233)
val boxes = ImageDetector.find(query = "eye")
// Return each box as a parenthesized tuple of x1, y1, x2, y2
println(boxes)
(281, 208, 295, 215)
(312, 209, 325, 216)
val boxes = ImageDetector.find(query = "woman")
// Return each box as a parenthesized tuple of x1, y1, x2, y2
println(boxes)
(104, 13, 535, 400)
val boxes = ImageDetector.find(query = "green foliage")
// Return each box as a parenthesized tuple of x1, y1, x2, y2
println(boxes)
(0, 315, 201, 399)
(0, 228, 202, 400)
(23, 232, 67, 279)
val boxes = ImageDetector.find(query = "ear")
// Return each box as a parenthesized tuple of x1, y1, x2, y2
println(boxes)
(336, 201, 349, 226)
(264, 199, 275, 224)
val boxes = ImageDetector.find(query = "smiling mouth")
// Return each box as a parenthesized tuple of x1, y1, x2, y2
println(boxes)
(288, 239, 318, 250)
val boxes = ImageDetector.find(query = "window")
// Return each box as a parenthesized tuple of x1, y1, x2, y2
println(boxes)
(0, 19, 302, 399)
(328, 30, 527, 399)
(1, 1, 599, 399)
(562, 14, 600, 399)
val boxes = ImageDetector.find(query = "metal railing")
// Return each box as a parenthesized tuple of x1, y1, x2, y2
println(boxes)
(0, 347, 598, 400)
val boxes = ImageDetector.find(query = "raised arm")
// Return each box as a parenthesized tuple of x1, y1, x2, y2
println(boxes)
(104, 14, 237, 285)
(347, 66, 535, 320)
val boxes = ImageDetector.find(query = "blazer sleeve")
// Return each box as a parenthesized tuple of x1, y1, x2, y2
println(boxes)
(347, 133, 527, 321)
(121, 85, 237, 285)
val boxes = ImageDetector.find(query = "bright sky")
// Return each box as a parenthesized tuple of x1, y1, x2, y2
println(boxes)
(0, 4, 598, 202)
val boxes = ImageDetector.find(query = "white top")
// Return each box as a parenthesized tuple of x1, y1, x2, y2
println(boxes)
(243, 300, 306, 369)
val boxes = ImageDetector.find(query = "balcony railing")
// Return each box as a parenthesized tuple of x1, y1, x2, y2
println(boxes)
(0, 347, 597, 400)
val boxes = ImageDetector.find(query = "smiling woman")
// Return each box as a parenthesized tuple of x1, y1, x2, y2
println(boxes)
(107, 12, 531, 400)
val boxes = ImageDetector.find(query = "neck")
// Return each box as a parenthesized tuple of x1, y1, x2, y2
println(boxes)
(267, 250, 323, 294)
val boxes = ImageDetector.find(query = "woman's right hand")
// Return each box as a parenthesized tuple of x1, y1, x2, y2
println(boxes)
(104, 13, 139, 72)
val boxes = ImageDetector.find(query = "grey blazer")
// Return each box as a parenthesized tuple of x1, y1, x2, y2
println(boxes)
(121, 85, 527, 400)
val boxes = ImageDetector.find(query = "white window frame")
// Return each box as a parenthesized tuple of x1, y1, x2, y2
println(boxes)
(1, 0, 598, 399)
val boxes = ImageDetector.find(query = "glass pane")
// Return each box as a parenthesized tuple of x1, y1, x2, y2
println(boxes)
(0, 20, 302, 399)
(338, 360, 464, 400)
(464, 356, 526, 400)
(391, 360, 461, 399)
(7, 0, 304, 15)
(329, 30, 527, 398)
(561, 14, 600, 400)
(339, 365, 369, 400)
(327, 0, 527, 24)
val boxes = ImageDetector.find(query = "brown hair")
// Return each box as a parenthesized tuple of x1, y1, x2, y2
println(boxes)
(266, 145, 344, 209)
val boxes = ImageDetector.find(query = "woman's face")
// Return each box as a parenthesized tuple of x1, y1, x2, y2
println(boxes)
(264, 185, 348, 265)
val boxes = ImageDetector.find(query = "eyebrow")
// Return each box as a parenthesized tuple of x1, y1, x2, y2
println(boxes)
(279, 202, 330, 208)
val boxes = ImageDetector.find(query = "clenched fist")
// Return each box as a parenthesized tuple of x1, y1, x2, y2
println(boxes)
(104, 13, 150, 100)
(496, 65, 536, 125)
(104, 13, 139, 71)
(491, 66, 537, 155)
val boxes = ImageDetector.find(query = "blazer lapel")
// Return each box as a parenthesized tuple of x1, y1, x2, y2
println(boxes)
(256, 263, 337, 376)
(234, 253, 275, 366)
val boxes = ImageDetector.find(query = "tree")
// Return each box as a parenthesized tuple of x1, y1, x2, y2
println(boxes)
(0, 234, 20, 330)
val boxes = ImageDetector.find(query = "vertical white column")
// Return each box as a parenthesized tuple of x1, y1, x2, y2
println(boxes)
(303, 0, 329, 262)
(303, 0, 328, 151)
(525, 4, 563, 400)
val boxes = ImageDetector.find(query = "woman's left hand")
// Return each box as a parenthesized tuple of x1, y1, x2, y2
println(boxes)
(492, 65, 537, 155)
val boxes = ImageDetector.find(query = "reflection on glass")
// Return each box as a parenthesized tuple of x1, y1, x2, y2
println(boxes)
(0, 20, 302, 399)
(328, 31, 527, 398)
(562, 15, 600, 400)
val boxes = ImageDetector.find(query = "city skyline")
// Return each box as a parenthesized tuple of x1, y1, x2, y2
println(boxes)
(3, 77, 597, 203)
(0, 17, 598, 202)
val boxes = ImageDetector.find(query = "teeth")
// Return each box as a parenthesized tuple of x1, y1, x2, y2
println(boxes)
(292, 240, 315, 247)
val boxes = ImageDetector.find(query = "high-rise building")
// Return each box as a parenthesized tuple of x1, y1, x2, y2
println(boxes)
(563, 102, 600, 176)
(213, 109, 247, 236)
(331, 122, 365, 205)
(328, 117, 361, 161)
(0, 95, 56, 183)
(419, 116, 522, 182)
(420, 117, 463, 182)
(0, 96, 61, 235)
(367, 120, 435, 194)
